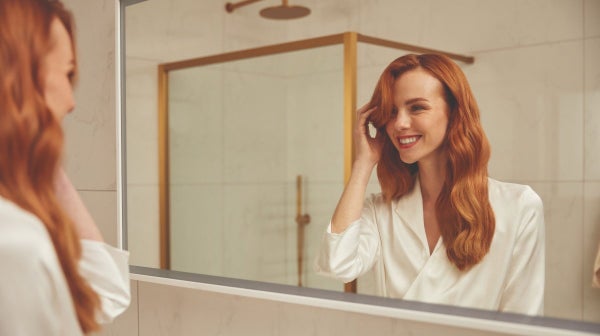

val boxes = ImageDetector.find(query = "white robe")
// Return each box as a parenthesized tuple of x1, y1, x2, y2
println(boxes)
(0, 196, 130, 335)
(315, 178, 545, 315)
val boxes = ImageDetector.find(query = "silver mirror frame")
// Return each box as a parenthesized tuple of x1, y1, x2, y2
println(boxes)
(117, 1, 600, 335)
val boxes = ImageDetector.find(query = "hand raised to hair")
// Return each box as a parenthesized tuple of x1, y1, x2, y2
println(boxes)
(54, 167, 104, 242)
(354, 103, 385, 169)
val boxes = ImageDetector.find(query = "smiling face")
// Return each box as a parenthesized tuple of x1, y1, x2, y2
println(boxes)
(42, 18, 76, 121)
(385, 68, 449, 166)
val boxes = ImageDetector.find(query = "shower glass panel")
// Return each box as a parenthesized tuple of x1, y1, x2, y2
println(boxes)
(167, 45, 344, 291)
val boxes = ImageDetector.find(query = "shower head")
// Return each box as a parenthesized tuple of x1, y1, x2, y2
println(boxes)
(260, 0, 310, 20)
(225, 0, 310, 20)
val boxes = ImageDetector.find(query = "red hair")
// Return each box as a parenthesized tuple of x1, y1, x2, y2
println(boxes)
(0, 0, 100, 332)
(367, 54, 495, 270)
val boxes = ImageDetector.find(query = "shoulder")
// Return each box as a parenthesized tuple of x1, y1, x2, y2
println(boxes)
(488, 178, 544, 232)
(0, 198, 80, 335)
(488, 178, 543, 210)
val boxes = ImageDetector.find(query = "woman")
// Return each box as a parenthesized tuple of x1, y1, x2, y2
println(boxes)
(0, 0, 130, 334)
(316, 53, 545, 315)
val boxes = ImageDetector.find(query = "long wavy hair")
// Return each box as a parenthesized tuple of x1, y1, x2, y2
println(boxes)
(367, 54, 495, 270)
(0, 0, 100, 332)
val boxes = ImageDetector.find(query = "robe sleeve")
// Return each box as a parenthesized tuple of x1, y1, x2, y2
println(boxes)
(79, 240, 131, 323)
(498, 187, 545, 315)
(314, 195, 381, 283)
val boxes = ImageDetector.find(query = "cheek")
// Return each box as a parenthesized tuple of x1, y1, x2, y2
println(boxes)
(44, 75, 74, 118)
(384, 122, 394, 138)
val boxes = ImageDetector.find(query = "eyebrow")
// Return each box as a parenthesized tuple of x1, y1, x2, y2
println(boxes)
(403, 97, 430, 105)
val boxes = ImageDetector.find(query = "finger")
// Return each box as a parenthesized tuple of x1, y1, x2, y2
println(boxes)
(355, 103, 373, 119)
(357, 106, 376, 120)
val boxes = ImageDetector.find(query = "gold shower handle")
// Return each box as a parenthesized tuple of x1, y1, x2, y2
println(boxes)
(295, 174, 311, 225)
(296, 174, 310, 287)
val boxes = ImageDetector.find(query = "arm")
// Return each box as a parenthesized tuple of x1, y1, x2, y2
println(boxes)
(54, 167, 131, 322)
(54, 167, 103, 241)
(499, 188, 545, 315)
(331, 103, 384, 233)
(315, 104, 384, 282)
(315, 196, 382, 283)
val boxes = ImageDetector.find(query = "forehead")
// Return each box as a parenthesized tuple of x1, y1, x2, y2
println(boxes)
(393, 68, 444, 101)
(46, 18, 73, 62)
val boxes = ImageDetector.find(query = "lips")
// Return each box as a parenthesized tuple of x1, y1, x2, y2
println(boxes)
(397, 135, 421, 148)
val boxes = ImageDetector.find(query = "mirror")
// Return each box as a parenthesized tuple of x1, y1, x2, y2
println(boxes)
(122, 0, 600, 326)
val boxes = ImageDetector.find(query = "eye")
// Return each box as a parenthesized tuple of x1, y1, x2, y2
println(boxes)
(410, 104, 426, 113)
(67, 70, 76, 83)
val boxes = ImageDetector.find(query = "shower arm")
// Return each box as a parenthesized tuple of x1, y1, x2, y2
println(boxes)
(225, 0, 264, 13)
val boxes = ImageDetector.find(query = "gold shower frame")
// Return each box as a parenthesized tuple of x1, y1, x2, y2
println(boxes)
(157, 31, 474, 292)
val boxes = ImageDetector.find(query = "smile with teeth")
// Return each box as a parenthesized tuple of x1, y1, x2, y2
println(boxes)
(398, 136, 420, 145)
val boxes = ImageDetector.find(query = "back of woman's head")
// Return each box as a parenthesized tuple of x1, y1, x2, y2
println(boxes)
(0, 0, 100, 332)
(368, 53, 495, 270)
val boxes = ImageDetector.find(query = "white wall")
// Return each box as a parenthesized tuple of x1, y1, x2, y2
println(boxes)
(61, 0, 600, 334)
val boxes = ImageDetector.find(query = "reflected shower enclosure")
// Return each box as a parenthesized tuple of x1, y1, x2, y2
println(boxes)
(154, 32, 473, 292)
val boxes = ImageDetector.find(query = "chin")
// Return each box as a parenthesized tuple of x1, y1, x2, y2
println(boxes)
(399, 155, 418, 165)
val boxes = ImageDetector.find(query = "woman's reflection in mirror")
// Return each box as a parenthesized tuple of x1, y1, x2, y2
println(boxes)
(316, 53, 545, 315)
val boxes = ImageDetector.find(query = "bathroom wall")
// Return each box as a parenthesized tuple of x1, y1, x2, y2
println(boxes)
(61, 0, 600, 335)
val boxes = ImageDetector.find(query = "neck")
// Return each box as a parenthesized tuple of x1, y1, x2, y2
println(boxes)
(417, 156, 447, 203)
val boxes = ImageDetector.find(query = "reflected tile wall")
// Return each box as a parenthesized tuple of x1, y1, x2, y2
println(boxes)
(170, 185, 224, 276)
(583, 183, 600, 322)
(529, 182, 584, 320)
(358, 0, 582, 54)
(585, 38, 600, 181)
(127, 185, 160, 268)
(222, 184, 288, 282)
(125, 59, 159, 186)
(284, 0, 360, 42)
(223, 72, 287, 183)
(223, 4, 287, 52)
(585, 0, 600, 38)
(169, 67, 224, 184)
(286, 71, 344, 182)
(294, 182, 346, 292)
(465, 41, 584, 182)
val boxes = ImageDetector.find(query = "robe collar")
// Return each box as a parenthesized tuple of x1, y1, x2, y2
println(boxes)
(393, 177, 442, 255)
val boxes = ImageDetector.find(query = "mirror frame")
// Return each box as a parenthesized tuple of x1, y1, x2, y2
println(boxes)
(118, 1, 600, 335)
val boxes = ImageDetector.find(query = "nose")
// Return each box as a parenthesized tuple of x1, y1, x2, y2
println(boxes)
(67, 97, 75, 114)
(391, 108, 410, 130)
